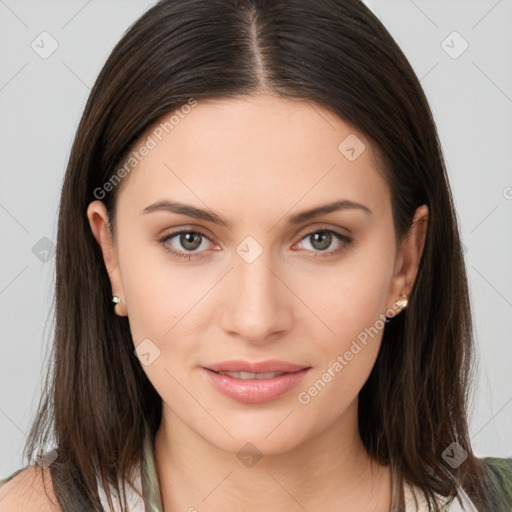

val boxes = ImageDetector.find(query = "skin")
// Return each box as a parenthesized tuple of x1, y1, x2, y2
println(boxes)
(87, 93, 428, 511)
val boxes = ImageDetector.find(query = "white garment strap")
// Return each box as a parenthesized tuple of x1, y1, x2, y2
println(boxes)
(96, 465, 145, 512)
(455, 484, 479, 511)
(404, 481, 479, 511)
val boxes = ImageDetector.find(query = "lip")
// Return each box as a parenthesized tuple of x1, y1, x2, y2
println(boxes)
(202, 360, 311, 404)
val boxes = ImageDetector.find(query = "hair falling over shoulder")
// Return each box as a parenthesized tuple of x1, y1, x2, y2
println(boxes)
(22, 1, 507, 511)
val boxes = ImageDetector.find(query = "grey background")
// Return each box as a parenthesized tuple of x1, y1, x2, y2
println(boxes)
(1, 0, 511, 478)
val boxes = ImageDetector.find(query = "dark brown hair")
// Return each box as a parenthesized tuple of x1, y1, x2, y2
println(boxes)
(22, 0, 499, 510)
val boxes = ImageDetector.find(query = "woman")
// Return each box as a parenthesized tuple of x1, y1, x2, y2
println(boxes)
(1, 0, 511, 510)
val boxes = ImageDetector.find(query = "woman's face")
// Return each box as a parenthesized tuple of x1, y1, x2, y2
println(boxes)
(88, 94, 426, 455)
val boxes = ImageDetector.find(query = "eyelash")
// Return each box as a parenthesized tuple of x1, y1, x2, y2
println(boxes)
(159, 227, 352, 261)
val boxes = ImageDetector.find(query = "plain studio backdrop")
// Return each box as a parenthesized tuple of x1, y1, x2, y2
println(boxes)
(0, 0, 511, 478)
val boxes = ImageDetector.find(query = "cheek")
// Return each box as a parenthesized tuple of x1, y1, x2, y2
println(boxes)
(115, 227, 192, 343)
(295, 233, 396, 399)
(299, 233, 396, 346)
(118, 245, 206, 403)
(296, 288, 389, 424)
(120, 256, 200, 346)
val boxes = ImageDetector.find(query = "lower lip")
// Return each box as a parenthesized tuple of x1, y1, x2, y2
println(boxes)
(202, 368, 310, 404)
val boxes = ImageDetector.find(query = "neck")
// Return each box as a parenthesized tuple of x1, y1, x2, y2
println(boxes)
(153, 401, 391, 511)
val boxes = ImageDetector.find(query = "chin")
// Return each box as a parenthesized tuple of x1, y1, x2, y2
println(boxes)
(196, 412, 310, 456)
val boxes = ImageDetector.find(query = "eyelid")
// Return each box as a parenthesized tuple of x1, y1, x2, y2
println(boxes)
(159, 226, 218, 249)
(295, 223, 351, 239)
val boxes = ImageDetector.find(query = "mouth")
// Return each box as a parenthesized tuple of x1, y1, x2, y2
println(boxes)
(202, 361, 311, 403)
(209, 370, 289, 380)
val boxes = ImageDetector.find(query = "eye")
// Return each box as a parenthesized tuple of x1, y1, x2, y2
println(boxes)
(159, 227, 352, 261)
(294, 229, 352, 258)
(159, 229, 216, 260)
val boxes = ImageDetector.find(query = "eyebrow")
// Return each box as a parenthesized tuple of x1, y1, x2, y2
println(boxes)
(142, 199, 372, 228)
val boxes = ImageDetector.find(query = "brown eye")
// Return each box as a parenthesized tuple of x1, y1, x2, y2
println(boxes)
(178, 232, 203, 251)
(160, 229, 215, 260)
(295, 229, 352, 258)
(309, 231, 333, 251)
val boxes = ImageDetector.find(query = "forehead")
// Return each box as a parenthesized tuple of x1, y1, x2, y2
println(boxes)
(116, 94, 390, 220)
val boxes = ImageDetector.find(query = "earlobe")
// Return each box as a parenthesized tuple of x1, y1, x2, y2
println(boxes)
(86, 201, 128, 316)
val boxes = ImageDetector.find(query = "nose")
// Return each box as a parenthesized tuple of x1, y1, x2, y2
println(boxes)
(219, 246, 293, 344)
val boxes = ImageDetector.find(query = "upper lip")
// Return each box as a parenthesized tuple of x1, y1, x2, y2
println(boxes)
(205, 360, 310, 373)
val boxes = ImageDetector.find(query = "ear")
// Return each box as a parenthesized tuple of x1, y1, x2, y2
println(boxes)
(86, 201, 128, 316)
(387, 204, 429, 311)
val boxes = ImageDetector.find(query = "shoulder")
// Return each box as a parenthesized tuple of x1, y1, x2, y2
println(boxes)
(479, 456, 512, 509)
(0, 464, 62, 512)
(480, 456, 512, 480)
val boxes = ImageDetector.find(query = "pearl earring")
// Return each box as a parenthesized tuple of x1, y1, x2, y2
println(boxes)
(111, 295, 126, 316)
(395, 293, 408, 310)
